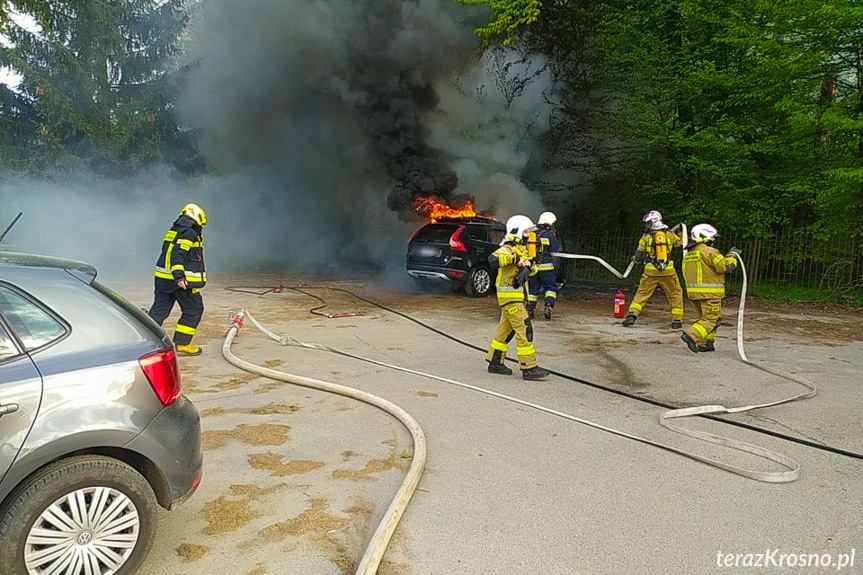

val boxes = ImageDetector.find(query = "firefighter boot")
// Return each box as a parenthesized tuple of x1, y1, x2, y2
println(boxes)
(176, 344, 203, 356)
(543, 306, 552, 320)
(680, 332, 700, 354)
(522, 366, 550, 381)
(698, 340, 716, 352)
(622, 314, 637, 327)
(488, 351, 513, 376)
(671, 319, 682, 329)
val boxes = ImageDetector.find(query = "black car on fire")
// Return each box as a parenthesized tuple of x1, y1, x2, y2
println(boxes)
(406, 217, 506, 297)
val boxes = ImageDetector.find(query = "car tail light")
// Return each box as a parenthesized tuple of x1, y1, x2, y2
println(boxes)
(449, 270, 465, 278)
(449, 226, 467, 252)
(139, 348, 182, 406)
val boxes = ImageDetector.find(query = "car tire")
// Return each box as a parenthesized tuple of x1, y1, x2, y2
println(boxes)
(0, 455, 158, 575)
(465, 265, 493, 298)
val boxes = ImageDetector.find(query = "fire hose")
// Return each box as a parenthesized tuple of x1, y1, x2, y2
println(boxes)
(219, 248, 824, 571)
(223, 314, 426, 575)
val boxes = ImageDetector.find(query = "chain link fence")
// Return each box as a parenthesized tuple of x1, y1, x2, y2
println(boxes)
(560, 230, 863, 304)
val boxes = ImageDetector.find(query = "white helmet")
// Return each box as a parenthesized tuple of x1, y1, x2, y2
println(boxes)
(642, 210, 665, 231)
(690, 223, 718, 243)
(504, 215, 535, 243)
(538, 211, 557, 226)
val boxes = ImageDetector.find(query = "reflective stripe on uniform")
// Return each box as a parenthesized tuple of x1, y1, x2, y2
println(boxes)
(175, 324, 197, 335)
(490, 339, 508, 352)
(527, 294, 539, 302)
(645, 262, 675, 271)
(630, 302, 643, 311)
(164, 231, 177, 242)
(692, 324, 709, 338)
(155, 270, 175, 280)
(537, 263, 555, 271)
(545, 291, 557, 299)
(171, 264, 185, 272)
(687, 287, 726, 294)
(671, 307, 684, 317)
(540, 238, 550, 245)
(517, 344, 535, 356)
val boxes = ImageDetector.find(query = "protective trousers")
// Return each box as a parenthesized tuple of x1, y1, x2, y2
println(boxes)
(688, 298, 722, 345)
(527, 270, 558, 312)
(148, 280, 205, 346)
(487, 301, 538, 370)
(628, 273, 684, 321)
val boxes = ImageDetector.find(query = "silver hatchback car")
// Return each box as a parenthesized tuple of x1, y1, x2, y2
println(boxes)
(0, 253, 202, 575)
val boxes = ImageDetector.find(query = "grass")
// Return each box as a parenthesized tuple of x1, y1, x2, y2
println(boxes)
(743, 284, 863, 307)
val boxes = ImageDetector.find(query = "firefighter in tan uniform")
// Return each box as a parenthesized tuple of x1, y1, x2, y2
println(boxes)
(486, 215, 550, 381)
(680, 223, 741, 353)
(622, 210, 685, 329)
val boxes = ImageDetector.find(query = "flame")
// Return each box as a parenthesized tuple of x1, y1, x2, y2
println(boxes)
(413, 195, 493, 223)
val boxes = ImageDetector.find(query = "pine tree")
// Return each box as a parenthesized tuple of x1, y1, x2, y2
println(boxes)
(0, 0, 190, 175)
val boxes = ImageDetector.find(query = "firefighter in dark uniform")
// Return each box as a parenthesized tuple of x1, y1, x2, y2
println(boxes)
(148, 203, 208, 356)
(527, 211, 561, 320)
(487, 215, 550, 381)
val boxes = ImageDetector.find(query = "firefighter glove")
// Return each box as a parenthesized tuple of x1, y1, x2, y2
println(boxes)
(513, 267, 530, 288)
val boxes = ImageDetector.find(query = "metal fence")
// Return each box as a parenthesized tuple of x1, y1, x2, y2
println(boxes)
(561, 231, 863, 301)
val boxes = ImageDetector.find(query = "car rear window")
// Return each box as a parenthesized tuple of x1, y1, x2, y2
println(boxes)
(0, 285, 67, 351)
(412, 224, 457, 243)
(91, 281, 167, 341)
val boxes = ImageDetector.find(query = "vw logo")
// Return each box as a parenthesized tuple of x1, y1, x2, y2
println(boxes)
(77, 531, 93, 545)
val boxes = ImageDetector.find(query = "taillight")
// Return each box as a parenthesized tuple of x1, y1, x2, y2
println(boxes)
(449, 226, 467, 252)
(139, 348, 182, 406)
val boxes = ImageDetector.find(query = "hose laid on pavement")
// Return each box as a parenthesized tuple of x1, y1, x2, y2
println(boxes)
(545, 245, 818, 481)
(237, 308, 800, 484)
(223, 313, 427, 575)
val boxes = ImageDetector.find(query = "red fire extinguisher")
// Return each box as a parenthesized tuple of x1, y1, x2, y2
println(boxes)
(613, 290, 626, 318)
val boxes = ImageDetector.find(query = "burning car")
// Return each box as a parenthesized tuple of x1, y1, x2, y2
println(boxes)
(406, 197, 504, 297)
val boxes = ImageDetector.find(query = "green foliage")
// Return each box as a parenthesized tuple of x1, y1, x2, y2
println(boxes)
(0, 0, 194, 176)
(456, 0, 542, 47)
(495, 0, 863, 241)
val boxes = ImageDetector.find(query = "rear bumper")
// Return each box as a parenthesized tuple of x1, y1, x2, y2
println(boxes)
(407, 264, 467, 284)
(125, 395, 203, 509)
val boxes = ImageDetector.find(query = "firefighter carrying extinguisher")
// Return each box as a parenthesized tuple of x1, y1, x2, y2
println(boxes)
(527, 211, 561, 320)
(148, 203, 208, 356)
(622, 210, 685, 328)
(486, 215, 550, 381)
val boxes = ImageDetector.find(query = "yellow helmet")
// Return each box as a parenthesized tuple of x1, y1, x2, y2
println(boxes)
(180, 203, 207, 226)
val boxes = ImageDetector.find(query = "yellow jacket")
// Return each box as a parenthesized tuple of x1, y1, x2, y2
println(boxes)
(636, 230, 682, 277)
(683, 243, 738, 299)
(491, 243, 537, 306)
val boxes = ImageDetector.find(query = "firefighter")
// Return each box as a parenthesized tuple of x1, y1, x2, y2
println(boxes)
(681, 224, 741, 353)
(148, 203, 208, 356)
(527, 211, 561, 320)
(486, 215, 550, 381)
(622, 210, 685, 329)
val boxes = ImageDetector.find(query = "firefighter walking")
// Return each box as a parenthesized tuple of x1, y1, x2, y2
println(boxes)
(681, 223, 740, 353)
(486, 215, 550, 381)
(528, 211, 561, 320)
(148, 203, 208, 356)
(622, 210, 685, 329)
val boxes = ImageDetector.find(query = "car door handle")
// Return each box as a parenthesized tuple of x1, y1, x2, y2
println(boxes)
(0, 403, 19, 417)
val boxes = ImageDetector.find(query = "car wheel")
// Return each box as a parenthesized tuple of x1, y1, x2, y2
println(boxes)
(465, 265, 493, 297)
(0, 455, 158, 575)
